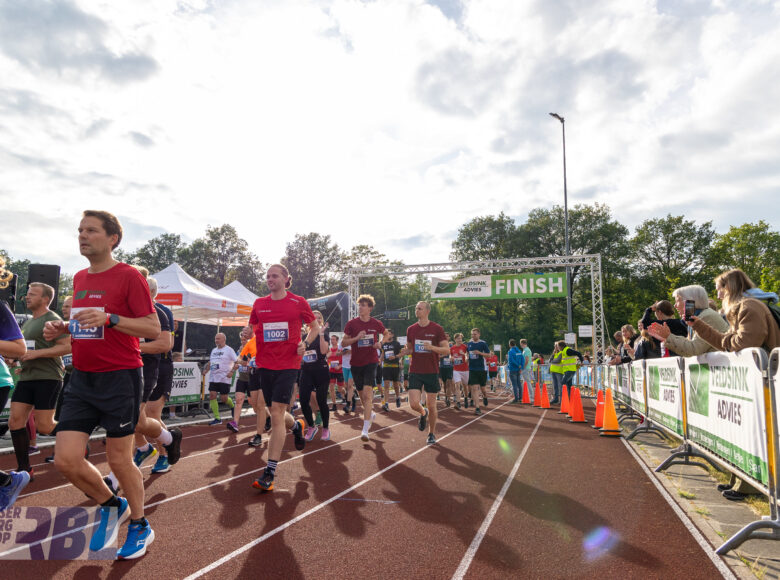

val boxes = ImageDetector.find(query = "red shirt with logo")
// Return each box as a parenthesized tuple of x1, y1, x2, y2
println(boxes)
(70, 263, 155, 373)
(343, 317, 386, 367)
(450, 343, 469, 371)
(487, 354, 499, 372)
(327, 347, 343, 373)
(406, 321, 446, 374)
(249, 292, 315, 370)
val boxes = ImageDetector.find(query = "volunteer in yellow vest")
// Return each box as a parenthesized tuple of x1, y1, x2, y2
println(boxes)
(550, 340, 583, 404)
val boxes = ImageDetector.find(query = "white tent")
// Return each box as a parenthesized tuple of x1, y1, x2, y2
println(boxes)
(217, 280, 260, 306)
(152, 263, 252, 327)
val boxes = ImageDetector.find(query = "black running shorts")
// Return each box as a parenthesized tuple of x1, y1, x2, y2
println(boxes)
(351, 364, 377, 392)
(259, 368, 298, 406)
(11, 379, 62, 410)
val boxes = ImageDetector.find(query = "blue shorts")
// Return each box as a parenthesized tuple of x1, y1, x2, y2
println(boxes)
(343, 368, 353, 381)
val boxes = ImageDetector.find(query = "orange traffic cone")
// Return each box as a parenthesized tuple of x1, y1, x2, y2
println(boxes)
(558, 387, 570, 414)
(592, 390, 605, 429)
(521, 382, 531, 404)
(599, 389, 622, 437)
(541, 385, 551, 409)
(568, 388, 586, 423)
(533, 383, 542, 407)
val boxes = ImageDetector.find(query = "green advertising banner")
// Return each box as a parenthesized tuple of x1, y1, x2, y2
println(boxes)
(431, 273, 567, 300)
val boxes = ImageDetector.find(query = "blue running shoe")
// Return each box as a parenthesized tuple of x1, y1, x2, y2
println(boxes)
(89, 497, 129, 552)
(209, 418, 222, 426)
(117, 520, 155, 560)
(151, 455, 170, 474)
(133, 446, 158, 467)
(0, 470, 31, 511)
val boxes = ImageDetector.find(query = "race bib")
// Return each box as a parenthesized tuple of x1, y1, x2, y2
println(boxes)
(239, 365, 248, 373)
(469, 352, 479, 359)
(303, 350, 317, 363)
(25, 340, 36, 350)
(329, 360, 340, 370)
(68, 307, 105, 340)
(62, 354, 72, 367)
(384, 351, 394, 360)
(414, 339, 431, 353)
(263, 322, 289, 342)
(357, 334, 375, 348)
(211, 363, 220, 370)
(454, 357, 463, 365)
(249, 357, 257, 368)
(441, 356, 451, 365)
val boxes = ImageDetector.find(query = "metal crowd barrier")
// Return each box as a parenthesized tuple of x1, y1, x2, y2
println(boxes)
(586, 349, 780, 555)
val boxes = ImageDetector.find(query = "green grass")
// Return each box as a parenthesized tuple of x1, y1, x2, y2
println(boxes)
(694, 507, 711, 517)
(678, 489, 696, 499)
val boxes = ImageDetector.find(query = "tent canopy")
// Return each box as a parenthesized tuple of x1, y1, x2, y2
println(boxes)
(217, 280, 260, 305)
(153, 263, 251, 326)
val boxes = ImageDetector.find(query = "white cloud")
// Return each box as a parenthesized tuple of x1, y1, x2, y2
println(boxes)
(1, 0, 778, 278)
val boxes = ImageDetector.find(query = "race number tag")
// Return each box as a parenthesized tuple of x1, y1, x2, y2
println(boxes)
(441, 356, 451, 365)
(25, 340, 36, 350)
(211, 363, 220, 370)
(303, 350, 317, 363)
(62, 354, 73, 367)
(239, 365, 248, 373)
(357, 334, 374, 348)
(384, 351, 394, 360)
(329, 360, 340, 370)
(469, 352, 479, 359)
(249, 357, 257, 368)
(263, 322, 289, 342)
(414, 339, 431, 353)
(453, 357, 463, 365)
(68, 307, 104, 339)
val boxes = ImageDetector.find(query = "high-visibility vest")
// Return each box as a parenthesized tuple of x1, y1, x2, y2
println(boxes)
(560, 347, 577, 372)
(549, 354, 563, 374)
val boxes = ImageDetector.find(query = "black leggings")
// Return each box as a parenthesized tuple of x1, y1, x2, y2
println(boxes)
(299, 366, 330, 429)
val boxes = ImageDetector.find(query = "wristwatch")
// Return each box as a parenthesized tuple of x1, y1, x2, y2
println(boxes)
(106, 314, 120, 328)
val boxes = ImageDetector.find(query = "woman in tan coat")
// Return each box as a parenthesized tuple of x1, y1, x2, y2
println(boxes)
(690, 269, 780, 353)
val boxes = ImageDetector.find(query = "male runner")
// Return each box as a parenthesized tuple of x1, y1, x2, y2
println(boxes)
(204, 333, 237, 425)
(401, 302, 449, 445)
(235, 326, 267, 447)
(467, 328, 491, 415)
(380, 329, 403, 410)
(341, 294, 385, 441)
(326, 335, 344, 412)
(451, 333, 469, 407)
(43, 210, 160, 559)
(439, 334, 459, 409)
(9, 282, 69, 478)
(487, 351, 499, 390)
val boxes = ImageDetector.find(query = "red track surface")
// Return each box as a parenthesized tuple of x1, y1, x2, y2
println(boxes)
(1, 393, 733, 579)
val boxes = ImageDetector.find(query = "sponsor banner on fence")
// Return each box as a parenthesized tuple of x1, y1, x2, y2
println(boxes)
(630, 361, 646, 414)
(170, 362, 203, 404)
(615, 364, 632, 405)
(0, 506, 115, 560)
(685, 349, 768, 485)
(430, 273, 566, 301)
(646, 358, 684, 436)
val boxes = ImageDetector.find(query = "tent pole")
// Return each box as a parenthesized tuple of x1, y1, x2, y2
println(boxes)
(182, 308, 189, 359)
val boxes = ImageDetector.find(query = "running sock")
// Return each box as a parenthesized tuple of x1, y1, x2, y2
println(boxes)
(362, 419, 371, 432)
(130, 517, 148, 527)
(266, 459, 278, 476)
(291, 420, 302, 435)
(10, 428, 30, 471)
(101, 495, 121, 508)
(210, 398, 220, 418)
(157, 428, 173, 446)
(226, 397, 235, 409)
(108, 472, 119, 490)
(137, 443, 152, 453)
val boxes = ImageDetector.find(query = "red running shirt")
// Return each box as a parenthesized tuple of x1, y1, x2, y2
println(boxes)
(327, 347, 343, 373)
(450, 344, 469, 371)
(343, 317, 386, 366)
(406, 321, 446, 375)
(487, 354, 498, 371)
(249, 292, 315, 370)
(70, 263, 155, 373)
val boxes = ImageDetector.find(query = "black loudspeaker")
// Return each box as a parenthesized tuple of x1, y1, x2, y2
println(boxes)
(0, 273, 18, 311)
(28, 264, 61, 312)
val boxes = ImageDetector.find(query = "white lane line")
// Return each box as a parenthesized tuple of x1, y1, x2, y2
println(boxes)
(450, 411, 545, 580)
(183, 401, 514, 580)
(621, 439, 737, 580)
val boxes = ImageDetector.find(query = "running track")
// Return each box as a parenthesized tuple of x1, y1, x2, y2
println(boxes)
(1, 394, 736, 579)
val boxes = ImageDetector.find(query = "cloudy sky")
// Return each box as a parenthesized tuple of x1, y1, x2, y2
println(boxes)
(1, 0, 778, 276)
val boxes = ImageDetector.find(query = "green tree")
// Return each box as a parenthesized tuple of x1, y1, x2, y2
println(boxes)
(133, 233, 186, 275)
(179, 225, 262, 290)
(450, 213, 518, 262)
(709, 221, 780, 292)
(281, 233, 342, 299)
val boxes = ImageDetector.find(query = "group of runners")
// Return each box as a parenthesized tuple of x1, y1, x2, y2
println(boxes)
(0, 209, 508, 561)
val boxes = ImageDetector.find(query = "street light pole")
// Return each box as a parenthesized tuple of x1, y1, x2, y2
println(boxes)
(549, 112, 573, 335)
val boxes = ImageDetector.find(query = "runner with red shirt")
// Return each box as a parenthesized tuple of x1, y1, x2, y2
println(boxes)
(487, 352, 499, 390)
(327, 335, 344, 412)
(249, 264, 319, 492)
(43, 210, 160, 559)
(341, 294, 385, 442)
(400, 301, 449, 445)
(450, 333, 470, 407)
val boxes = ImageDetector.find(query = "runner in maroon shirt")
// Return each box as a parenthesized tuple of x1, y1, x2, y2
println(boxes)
(341, 294, 385, 442)
(400, 301, 449, 445)
(249, 264, 319, 492)
(43, 210, 161, 559)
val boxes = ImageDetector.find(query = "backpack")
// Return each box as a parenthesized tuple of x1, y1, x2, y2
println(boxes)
(765, 301, 780, 331)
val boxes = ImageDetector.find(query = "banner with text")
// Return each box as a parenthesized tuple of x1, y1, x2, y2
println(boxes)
(684, 349, 768, 485)
(646, 358, 684, 436)
(169, 362, 203, 404)
(629, 361, 647, 414)
(431, 273, 567, 301)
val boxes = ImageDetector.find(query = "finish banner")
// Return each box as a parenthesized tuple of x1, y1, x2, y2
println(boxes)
(430, 273, 566, 300)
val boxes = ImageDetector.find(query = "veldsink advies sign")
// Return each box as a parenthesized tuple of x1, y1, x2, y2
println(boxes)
(431, 273, 566, 300)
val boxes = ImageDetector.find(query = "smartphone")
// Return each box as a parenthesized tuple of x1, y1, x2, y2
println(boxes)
(684, 299, 695, 320)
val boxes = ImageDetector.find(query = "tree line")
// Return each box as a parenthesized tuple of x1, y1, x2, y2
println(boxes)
(2, 203, 778, 356)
